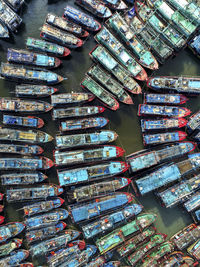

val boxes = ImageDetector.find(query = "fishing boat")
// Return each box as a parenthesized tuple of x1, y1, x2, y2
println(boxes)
(124, 11, 173, 64)
(63, 5, 101, 31)
(53, 106, 105, 120)
(166, 0, 200, 25)
(116, 227, 156, 257)
(187, 110, 200, 133)
(146, 0, 197, 37)
(59, 245, 96, 266)
(82, 204, 143, 239)
(26, 37, 71, 57)
(0, 1, 22, 32)
(40, 24, 83, 48)
(158, 175, 200, 208)
(45, 13, 89, 37)
(26, 221, 66, 244)
(85, 254, 112, 267)
(170, 224, 200, 250)
(14, 84, 58, 98)
(30, 230, 80, 257)
(141, 118, 188, 132)
(138, 104, 191, 117)
(6, 184, 64, 202)
(193, 132, 200, 143)
(95, 213, 157, 253)
(144, 94, 188, 105)
(126, 141, 196, 173)
(0, 97, 52, 113)
(0, 172, 48, 185)
(55, 130, 118, 149)
(0, 250, 29, 266)
(4, 0, 24, 11)
(106, 13, 159, 70)
(184, 191, 200, 212)
(143, 131, 187, 145)
(0, 238, 22, 257)
(0, 21, 9, 38)
(188, 34, 200, 58)
(67, 177, 131, 202)
(0, 63, 64, 84)
(75, 0, 112, 18)
(24, 209, 69, 230)
(57, 161, 129, 186)
(0, 144, 43, 155)
(0, 128, 53, 143)
(89, 45, 141, 94)
(136, 154, 200, 195)
(47, 240, 86, 267)
(69, 192, 134, 223)
(51, 92, 95, 106)
(101, 0, 127, 10)
(81, 76, 120, 110)
(7, 49, 61, 69)
(160, 252, 197, 267)
(95, 27, 147, 81)
(0, 223, 25, 243)
(60, 117, 109, 131)
(3, 115, 44, 128)
(54, 145, 124, 166)
(135, 1, 187, 50)
(147, 76, 200, 94)
(87, 65, 133, 105)
(22, 198, 65, 217)
(126, 233, 167, 265)
(139, 242, 174, 266)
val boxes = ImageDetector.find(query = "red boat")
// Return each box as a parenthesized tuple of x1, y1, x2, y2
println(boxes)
(0, 217, 4, 224)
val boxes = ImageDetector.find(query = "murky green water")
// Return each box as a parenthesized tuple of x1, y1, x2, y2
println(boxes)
(0, 0, 200, 265)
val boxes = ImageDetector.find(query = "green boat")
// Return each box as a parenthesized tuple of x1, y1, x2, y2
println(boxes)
(95, 213, 157, 254)
(87, 65, 133, 105)
(106, 13, 159, 70)
(135, 1, 187, 50)
(147, 0, 197, 37)
(124, 13, 173, 63)
(140, 241, 174, 267)
(81, 76, 119, 110)
(126, 233, 167, 265)
(116, 227, 156, 257)
(89, 45, 141, 94)
(95, 27, 147, 81)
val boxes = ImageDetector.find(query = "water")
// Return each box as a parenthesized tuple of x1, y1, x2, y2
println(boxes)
(0, 0, 200, 265)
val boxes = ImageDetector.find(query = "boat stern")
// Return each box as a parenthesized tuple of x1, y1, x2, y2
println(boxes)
(77, 38, 84, 48)
(121, 161, 130, 173)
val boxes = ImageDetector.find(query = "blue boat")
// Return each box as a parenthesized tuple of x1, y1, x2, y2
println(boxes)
(63, 5, 101, 31)
(69, 192, 134, 223)
(138, 104, 191, 118)
(193, 209, 200, 223)
(14, 84, 58, 98)
(22, 198, 65, 217)
(0, 172, 48, 185)
(3, 114, 44, 128)
(187, 110, 200, 133)
(60, 117, 109, 131)
(82, 204, 143, 239)
(143, 131, 187, 146)
(7, 49, 61, 69)
(136, 153, 200, 195)
(24, 209, 69, 230)
(30, 230, 80, 257)
(184, 191, 200, 212)
(55, 130, 118, 149)
(103, 261, 120, 267)
(26, 221, 66, 244)
(54, 145, 124, 166)
(0, 143, 43, 155)
(188, 34, 200, 58)
(57, 161, 129, 186)
(144, 94, 188, 105)
(61, 245, 97, 266)
(6, 184, 64, 202)
(141, 118, 188, 132)
(0, 249, 29, 266)
(0, 222, 25, 243)
(158, 175, 200, 208)
(126, 142, 196, 173)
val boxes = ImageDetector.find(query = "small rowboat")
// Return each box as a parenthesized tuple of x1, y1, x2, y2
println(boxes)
(3, 115, 44, 128)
